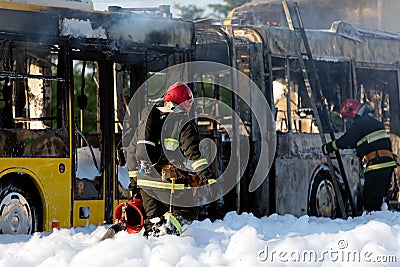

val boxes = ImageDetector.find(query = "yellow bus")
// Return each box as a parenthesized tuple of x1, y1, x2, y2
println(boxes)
(0, 1, 195, 234)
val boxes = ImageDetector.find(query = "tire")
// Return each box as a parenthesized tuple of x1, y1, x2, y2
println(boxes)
(0, 180, 42, 234)
(308, 171, 345, 218)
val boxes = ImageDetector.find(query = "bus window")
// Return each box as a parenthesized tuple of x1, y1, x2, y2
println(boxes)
(0, 43, 69, 158)
(356, 68, 399, 133)
(73, 60, 103, 200)
(273, 79, 298, 133)
(290, 80, 318, 134)
(277, 60, 350, 134)
(115, 63, 148, 200)
(273, 58, 319, 134)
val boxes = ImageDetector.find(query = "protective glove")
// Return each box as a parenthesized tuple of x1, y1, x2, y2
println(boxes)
(129, 186, 140, 200)
(188, 174, 201, 188)
(321, 142, 334, 155)
(188, 171, 213, 197)
(199, 171, 215, 186)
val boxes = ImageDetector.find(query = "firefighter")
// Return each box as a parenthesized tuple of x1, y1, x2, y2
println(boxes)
(126, 81, 214, 237)
(322, 98, 397, 212)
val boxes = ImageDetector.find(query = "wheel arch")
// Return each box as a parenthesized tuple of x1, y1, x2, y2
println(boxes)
(0, 169, 45, 231)
(307, 164, 345, 214)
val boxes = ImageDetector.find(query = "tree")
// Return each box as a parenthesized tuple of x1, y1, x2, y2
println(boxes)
(174, 3, 204, 20)
(208, 0, 251, 17)
(73, 61, 98, 133)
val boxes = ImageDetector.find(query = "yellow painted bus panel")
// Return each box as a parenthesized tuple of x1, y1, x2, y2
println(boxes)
(72, 200, 105, 228)
(0, 158, 72, 232)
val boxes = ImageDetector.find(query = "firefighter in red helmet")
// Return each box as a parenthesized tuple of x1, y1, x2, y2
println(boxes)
(322, 98, 397, 212)
(125, 82, 214, 237)
(163, 81, 194, 112)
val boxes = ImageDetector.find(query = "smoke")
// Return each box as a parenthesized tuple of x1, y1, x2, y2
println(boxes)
(238, 0, 400, 33)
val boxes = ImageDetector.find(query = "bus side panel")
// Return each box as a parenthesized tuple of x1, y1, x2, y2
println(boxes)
(275, 156, 315, 216)
(73, 200, 105, 227)
(275, 133, 360, 216)
(0, 158, 72, 232)
(41, 159, 72, 231)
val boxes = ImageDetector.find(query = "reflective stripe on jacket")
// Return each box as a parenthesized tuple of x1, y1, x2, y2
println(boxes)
(334, 114, 393, 158)
(334, 113, 395, 172)
(356, 129, 389, 147)
(137, 178, 190, 190)
(191, 158, 208, 170)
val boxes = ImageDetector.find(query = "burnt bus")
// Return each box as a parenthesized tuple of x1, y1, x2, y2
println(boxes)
(195, 21, 400, 218)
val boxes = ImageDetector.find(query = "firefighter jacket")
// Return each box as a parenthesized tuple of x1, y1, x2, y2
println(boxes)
(127, 105, 213, 191)
(331, 111, 396, 173)
(124, 106, 162, 191)
(161, 109, 211, 177)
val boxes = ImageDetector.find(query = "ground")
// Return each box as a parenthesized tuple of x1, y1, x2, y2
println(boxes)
(1, 210, 399, 266)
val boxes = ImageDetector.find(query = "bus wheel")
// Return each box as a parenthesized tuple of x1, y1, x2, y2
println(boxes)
(308, 172, 342, 218)
(0, 182, 41, 234)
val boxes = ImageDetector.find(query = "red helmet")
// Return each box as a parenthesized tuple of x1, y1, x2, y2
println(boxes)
(340, 99, 363, 118)
(163, 82, 194, 111)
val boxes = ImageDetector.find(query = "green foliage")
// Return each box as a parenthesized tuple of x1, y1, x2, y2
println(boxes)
(194, 80, 233, 133)
(73, 61, 98, 133)
(194, 79, 232, 117)
(147, 73, 169, 99)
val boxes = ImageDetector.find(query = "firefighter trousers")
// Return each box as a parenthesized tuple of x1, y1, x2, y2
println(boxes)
(362, 167, 394, 212)
(140, 189, 199, 233)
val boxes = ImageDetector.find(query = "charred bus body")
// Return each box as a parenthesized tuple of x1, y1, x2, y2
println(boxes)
(224, 0, 400, 35)
(195, 21, 400, 218)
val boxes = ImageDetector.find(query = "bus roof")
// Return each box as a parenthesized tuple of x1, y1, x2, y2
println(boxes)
(0, 2, 194, 50)
(262, 21, 400, 65)
(221, 21, 400, 66)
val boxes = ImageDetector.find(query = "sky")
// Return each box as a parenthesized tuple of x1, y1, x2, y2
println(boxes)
(1, 209, 400, 266)
(92, 0, 224, 15)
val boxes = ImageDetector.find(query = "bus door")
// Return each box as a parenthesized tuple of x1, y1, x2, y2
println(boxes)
(71, 57, 117, 226)
(70, 54, 189, 226)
